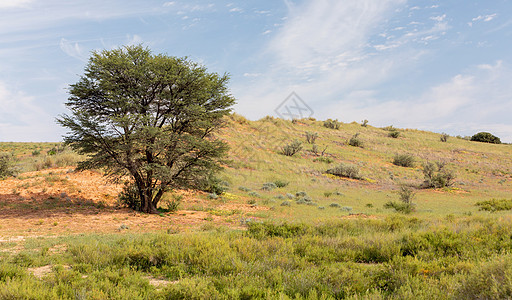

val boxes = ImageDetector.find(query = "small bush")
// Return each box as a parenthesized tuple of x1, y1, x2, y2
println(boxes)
(471, 132, 501, 144)
(118, 182, 141, 210)
(261, 182, 277, 191)
(280, 201, 291, 206)
(0, 153, 18, 179)
(393, 154, 415, 167)
(397, 185, 415, 204)
(384, 201, 414, 214)
(361, 119, 368, 127)
(388, 130, 400, 138)
(422, 161, 455, 188)
(238, 186, 251, 192)
(348, 133, 363, 148)
(313, 157, 333, 164)
(440, 133, 449, 142)
(281, 140, 303, 156)
(475, 199, 512, 212)
(341, 206, 353, 212)
(273, 180, 289, 188)
(329, 203, 340, 208)
(323, 119, 341, 130)
(161, 194, 182, 212)
(305, 131, 318, 144)
(248, 191, 261, 198)
(326, 163, 361, 179)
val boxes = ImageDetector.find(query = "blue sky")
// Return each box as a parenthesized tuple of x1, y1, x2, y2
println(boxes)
(1, 0, 512, 142)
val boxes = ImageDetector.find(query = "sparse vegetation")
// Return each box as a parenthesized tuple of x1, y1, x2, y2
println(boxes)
(326, 163, 361, 179)
(280, 140, 303, 156)
(348, 133, 363, 148)
(440, 133, 449, 142)
(393, 154, 415, 167)
(388, 130, 400, 138)
(305, 131, 318, 144)
(323, 119, 341, 129)
(361, 119, 368, 127)
(422, 161, 455, 188)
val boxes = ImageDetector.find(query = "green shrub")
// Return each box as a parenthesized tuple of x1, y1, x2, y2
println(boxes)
(261, 182, 277, 191)
(313, 157, 333, 164)
(273, 180, 289, 188)
(361, 119, 368, 127)
(238, 186, 251, 192)
(348, 133, 363, 147)
(281, 140, 303, 156)
(475, 199, 512, 212)
(393, 154, 415, 168)
(471, 132, 501, 144)
(440, 133, 449, 142)
(117, 182, 141, 210)
(280, 201, 291, 206)
(323, 119, 341, 130)
(397, 185, 415, 204)
(305, 131, 318, 144)
(0, 153, 18, 179)
(384, 201, 414, 214)
(422, 161, 455, 188)
(248, 191, 261, 198)
(388, 130, 400, 138)
(326, 163, 361, 179)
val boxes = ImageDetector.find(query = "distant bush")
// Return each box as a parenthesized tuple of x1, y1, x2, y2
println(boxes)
(313, 156, 333, 164)
(329, 203, 340, 208)
(281, 140, 303, 156)
(118, 182, 141, 210)
(31, 150, 41, 156)
(273, 180, 289, 188)
(384, 201, 414, 214)
(280, 201, 291, 206)
(422, 161, 455, 188)
(398, 185, 415, 204)
(248, 191, 261, 198)
(0, 153, 18, 179)
(238, 186, 251, 192)
(326, 163, 361, 179)
(261, 182, 277, 191)
(440, 133, 449, 142)
(471, 132, 501, 144)
(323, 119, 341, 130)
(361, 119, 368, 127)
(388, 131, 400, 138)
(305, 131, 318, 144)
(382, 125, 395, 131)
(393, 154, 415, 168)
(348, 133, 363, 148)
(475, 199, 512, 212)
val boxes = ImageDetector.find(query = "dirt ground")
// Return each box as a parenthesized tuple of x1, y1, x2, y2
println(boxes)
(0, 168, 266, 238)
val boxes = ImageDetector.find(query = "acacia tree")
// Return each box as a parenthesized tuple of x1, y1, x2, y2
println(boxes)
(57, 45, 235, 213)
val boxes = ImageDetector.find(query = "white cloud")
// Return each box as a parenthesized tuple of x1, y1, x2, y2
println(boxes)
(229, 7, 243, 13)
(319, 61, 512, 142)
(0, 82, 59, 141)
(163, 1, 175, 7)
(469, 13, 497, 26)
(59, 38, 87, 61)
(0, 0, 32, 9)
(430, 14, 446, 22)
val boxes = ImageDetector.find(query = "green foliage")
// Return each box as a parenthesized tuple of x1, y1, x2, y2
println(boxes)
(0, 153, 18, 179)
(471, 132, 501, 144)
(57, 45, 235, 213)
(388, 130, 400, 138)
(393, 154, 415, 167)
(422, 161, 455, 188)
(440, 133, 449, 142)
(323, 119, 341, 129)
(273, 180, 289, 188)
(348, 133, 363, 147)
(326, 163, 361, 179)
(398, 185, 415, 204)
(384, 201, 414, 214)
(280, 140, 303, 156)
(118, 182, 141, 211)
(475, 198, 512, 212)
(305, 131, 318, 144)
(261, 182, 277, 191)
(313, 156, 333, 164)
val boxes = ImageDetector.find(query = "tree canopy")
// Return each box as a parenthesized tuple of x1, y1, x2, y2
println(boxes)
(57, 45, 235, 213)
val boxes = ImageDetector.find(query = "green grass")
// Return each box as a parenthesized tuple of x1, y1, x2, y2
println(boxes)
(2, 116, 512, 298)
(1, 216, 512, 298)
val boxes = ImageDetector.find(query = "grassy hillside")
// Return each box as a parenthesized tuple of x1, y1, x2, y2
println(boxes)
(1, 115, 512, 299)
(217, 114, 512, 220)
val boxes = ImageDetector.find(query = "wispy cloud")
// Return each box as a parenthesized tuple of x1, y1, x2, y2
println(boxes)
(468, 13, 497, 26)
(0, 82, 58, 141)
(0, 0, 33, 9)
